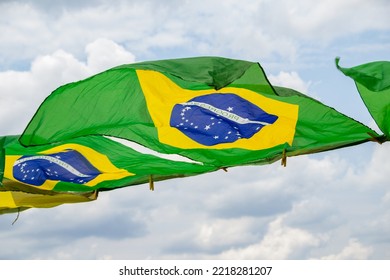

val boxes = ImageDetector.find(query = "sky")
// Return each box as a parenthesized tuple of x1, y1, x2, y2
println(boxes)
(0, 0, 390, 260)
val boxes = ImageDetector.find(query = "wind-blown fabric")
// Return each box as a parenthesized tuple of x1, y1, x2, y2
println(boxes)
(336, 58, 390, 139)
(19, 57, 381, 167)
(0, 57, 387, 214)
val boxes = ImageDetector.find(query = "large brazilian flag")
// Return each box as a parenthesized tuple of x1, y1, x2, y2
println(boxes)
(1, 57, 388, 213)
(19, 57, 382, 167)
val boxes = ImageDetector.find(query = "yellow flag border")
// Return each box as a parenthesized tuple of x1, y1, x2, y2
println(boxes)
(138, 69, 299, 150)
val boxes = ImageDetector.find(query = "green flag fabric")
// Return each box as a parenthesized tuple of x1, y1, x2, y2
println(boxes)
(19, 57, 381, 168)
(20, 57, 262, 147)
(1, 135, 215, 193)
(1, 84, 380, 197)
(0, 56, 388, 213)
(336, 58, 390, 138)
(0, 133, 216, 212)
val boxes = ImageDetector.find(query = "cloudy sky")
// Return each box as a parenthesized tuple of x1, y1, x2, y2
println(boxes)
(1, 0, 390, 260)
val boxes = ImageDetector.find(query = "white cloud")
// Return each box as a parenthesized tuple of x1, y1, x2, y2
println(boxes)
(259, 0, 390, 43)
(1, 0, 388, 69)
(382, 191, 390, 204)
(268, 71, 311, 94)
(31, 50, 89, 90)
(219, 216, 320, 259)
(195, 217, 258, 250)
(85, 38, 136, 73)
(337, 142, 390, 191)
(0, 38, 136, 135)
(285, 199, 339, 229)
(321, 239, 372, 259)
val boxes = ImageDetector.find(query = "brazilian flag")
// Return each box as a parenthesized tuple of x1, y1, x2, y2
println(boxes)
(0, 134, 215, 212)
(19, 57, 382, 167)
(1, 57, 388, 213)
(1, 135, 214, 191)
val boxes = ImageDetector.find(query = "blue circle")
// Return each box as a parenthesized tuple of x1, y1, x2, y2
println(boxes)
(170, 93, 278, 146)
(13, 150, 101, 186)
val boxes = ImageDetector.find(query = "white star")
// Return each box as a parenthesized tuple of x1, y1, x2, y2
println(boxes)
(214, 136, 219, 139)
(227, 106, 234, 111)
(205, 125, 211, 130)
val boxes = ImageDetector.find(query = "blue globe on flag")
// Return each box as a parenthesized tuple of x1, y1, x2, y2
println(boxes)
(170, 93, 278, 146)
(13, 150, 101, 186)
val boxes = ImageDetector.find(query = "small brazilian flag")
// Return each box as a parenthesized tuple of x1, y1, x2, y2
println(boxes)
(1, 135, 213, 192)
(0, 134, 214, 212)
